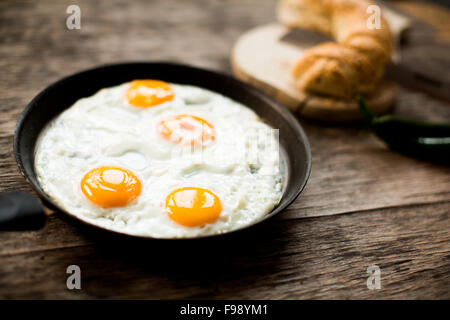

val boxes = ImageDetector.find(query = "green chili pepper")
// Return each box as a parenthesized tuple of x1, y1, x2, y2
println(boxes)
(356, 96, 450, 163)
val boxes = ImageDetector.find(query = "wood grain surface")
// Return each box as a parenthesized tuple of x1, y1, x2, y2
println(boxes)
(0, 0, 449, 299)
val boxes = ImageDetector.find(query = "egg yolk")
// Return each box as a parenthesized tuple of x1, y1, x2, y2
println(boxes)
(125, 80, 174, 107)
(81, 166, 142, 208)
(157, 114, 215, 146)
(166, 187, 222, 227)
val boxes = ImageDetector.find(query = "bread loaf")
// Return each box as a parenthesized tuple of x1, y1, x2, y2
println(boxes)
(277, 0, 392, 100)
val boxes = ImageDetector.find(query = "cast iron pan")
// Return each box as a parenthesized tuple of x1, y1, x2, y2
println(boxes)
(8, 62, 311, 238)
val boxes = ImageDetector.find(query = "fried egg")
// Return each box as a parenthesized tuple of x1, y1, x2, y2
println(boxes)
(34, 80, 282, 238)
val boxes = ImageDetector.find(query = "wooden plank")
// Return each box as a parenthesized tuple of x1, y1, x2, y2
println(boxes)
(0, 0, 449, 219)
(0, 201, 448, 299)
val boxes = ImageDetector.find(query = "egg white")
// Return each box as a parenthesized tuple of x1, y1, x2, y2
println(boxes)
(34, 82, 282, 238)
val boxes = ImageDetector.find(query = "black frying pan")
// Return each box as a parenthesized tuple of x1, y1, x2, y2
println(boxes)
(7, 62, 311, 238)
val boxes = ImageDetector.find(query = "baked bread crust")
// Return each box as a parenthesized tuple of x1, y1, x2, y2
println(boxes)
(277, 0, 392, 100)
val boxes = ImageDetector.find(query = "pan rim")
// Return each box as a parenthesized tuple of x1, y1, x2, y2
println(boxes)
(13, 61, 311, 240)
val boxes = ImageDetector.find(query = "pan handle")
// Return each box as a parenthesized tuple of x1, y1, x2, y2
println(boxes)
(0, 192, 46, 230)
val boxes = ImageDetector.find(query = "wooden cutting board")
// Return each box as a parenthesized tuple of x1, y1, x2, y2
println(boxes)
(231, 7, 410, 122)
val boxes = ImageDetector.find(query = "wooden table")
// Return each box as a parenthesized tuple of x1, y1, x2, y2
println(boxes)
(1, 0, 449, 299)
